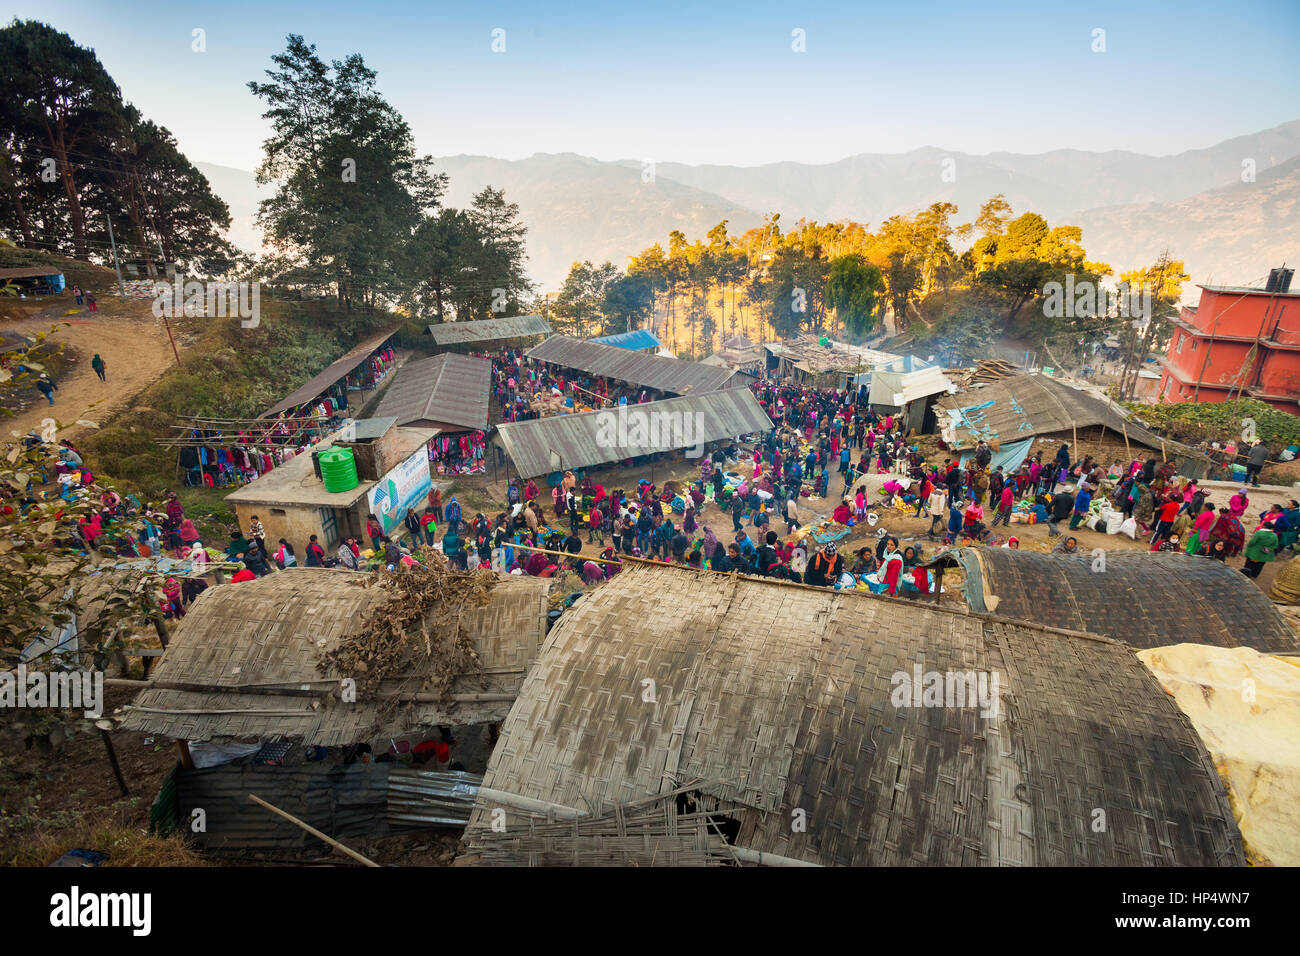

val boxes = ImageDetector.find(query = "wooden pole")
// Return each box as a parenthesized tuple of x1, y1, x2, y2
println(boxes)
(162, 316, 182, 367)
(247, 794, 380, 867)
(176, 739, 195, 770)
(97, 725, 129, 796)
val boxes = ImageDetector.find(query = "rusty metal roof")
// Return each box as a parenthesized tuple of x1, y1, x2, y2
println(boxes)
(491, 389, 773, 478)
(527, 335, 747, 395)
(262, 323, 402, 418)
(374, 353, 491, 431)
(427, 314, 550, 345)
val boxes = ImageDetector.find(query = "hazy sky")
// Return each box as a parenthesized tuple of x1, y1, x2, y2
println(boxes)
(7, 0, 1300, 171)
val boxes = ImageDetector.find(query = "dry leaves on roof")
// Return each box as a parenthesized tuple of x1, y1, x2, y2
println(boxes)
(317, 561, 497, 732)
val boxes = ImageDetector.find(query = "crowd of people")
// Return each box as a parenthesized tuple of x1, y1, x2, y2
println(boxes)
(29, 351, 1291, 631)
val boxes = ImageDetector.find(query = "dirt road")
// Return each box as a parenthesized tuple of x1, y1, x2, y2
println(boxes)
(1, 295, 179, 442)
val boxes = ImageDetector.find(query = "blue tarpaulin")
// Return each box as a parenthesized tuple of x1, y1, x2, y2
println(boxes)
(590, 329, 662, 351)
(960, 437, 1033, 474)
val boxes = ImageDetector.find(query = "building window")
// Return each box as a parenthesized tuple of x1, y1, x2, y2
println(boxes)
(1176, 334, 1184, 354)
(1190, 338, 1197, 351)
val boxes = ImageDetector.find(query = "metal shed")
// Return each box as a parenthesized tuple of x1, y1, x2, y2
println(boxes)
(527, 335, 748, 395)
(427, 314, 551, 346)
(489, 389, 774, 478)
(373, 353, 491, 431)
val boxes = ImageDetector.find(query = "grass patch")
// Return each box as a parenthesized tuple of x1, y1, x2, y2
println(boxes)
(3, 812, 208, 867)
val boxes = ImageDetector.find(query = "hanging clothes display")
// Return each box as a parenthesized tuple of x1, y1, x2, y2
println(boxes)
(428, 430, 487, 476)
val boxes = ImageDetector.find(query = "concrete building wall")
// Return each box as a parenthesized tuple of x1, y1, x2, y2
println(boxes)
(233, 499, 372, 555)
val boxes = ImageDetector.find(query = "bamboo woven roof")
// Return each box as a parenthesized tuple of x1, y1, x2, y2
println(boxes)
(925, 547, 1299, 653)
(464, 562, 1244, 866)
(119, 569, 551, 744)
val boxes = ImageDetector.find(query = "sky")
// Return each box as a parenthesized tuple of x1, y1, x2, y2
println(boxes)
(5, 0, 1300, 171)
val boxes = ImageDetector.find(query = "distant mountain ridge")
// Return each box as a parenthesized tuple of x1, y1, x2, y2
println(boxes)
(195, 119, 1300, 291)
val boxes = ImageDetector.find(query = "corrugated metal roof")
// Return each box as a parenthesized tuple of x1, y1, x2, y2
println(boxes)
(171, 764, 484, 853)
(527, 335, 745, 395)
(589, 328, 662, 350)
(262, 323, 402, 418)
(374, 353, 490, 430)
(427, 314, 550, 345)
(175, 762, 391, 853)
(491, 389, 773, 478)
(869, 365, 955, 406)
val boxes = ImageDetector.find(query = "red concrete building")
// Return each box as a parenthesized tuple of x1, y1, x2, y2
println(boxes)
(1157, 268, 1300, 412)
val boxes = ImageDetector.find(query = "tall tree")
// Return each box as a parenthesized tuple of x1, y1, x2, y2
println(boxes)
(0, 20, 123, 260)
(405, 208, 474, 322)
(1118, 252, 1188, 399)
(464, 186, 532, 317)
(825, 254, 885, 337)
(250, 35, 445, 313)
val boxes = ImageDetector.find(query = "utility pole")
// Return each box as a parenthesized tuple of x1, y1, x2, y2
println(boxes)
(105, 214, 125, 296)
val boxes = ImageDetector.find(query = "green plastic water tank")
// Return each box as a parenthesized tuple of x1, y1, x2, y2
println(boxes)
(319, 447, 359, 493)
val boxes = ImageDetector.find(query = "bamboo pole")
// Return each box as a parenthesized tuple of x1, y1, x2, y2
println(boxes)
(730, 846, 822, 867)
(475, 787, 586, 820)
(247, 794, 380, 867)
(508, 541, 626, 567)
(475, 788, 820, 865)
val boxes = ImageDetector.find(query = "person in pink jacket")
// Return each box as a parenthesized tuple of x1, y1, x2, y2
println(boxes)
(992, 484, 1015, 527)
(1228, 488, 1250, 518)
(1187, 505, 1218, 555)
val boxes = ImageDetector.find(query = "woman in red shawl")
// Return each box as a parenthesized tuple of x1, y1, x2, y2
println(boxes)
(1208, 511, 1246, 557)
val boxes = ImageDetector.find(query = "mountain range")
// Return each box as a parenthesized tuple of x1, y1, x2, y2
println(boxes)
(196, 119, 1300, 294)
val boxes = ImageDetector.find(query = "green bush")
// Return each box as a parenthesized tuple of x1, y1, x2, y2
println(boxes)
(1124, 398, 1300, 450)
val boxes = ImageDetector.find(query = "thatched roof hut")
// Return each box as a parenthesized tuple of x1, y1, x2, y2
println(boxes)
(925, 547, 1298, 653)
(119, 569, 551, 745)
(463, 563, 1243, 866)
(935, 374, 1164, 450)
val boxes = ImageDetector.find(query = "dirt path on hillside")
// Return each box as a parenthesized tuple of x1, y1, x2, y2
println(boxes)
(2, 296, 178, 442)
